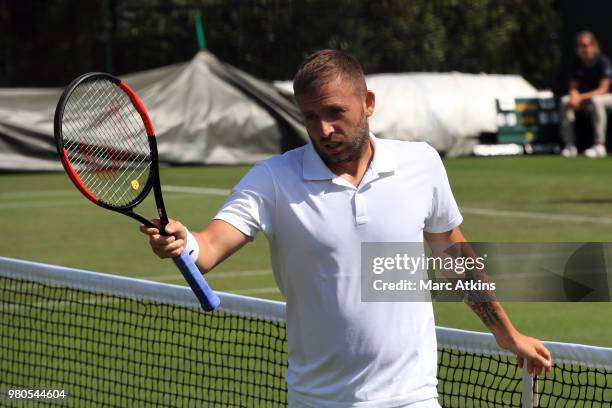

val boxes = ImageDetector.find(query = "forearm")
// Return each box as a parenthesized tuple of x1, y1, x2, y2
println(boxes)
(190, 231, 216, 273)
(577, 78, 610, 100)
(579, 87, 609, 100)
(424, 230, 552, 371)
(463, 298, 519, 348)
(424, 229, 520, 347)
(569, 80, 579, 95)
(191, 232, 238, 273)
(465, 297, 552, 373)
(191, 220, 251, 273)
(449, 250, 520, 347)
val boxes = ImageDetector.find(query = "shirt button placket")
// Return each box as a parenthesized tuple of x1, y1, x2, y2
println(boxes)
(354, 190, 368, 225)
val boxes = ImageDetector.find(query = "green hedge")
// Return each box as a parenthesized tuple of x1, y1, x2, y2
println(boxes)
(1, 0, 561, 90)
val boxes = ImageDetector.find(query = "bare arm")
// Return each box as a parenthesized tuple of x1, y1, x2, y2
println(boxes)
(193, 220, 252, 272)
(569, 79, 580, 95)
(569, 79, 579, 94)
(568, 80, 582, 109)
(582, 78, 610, 99)
(140, 219, 251, 273)
(573, 78, 611, 106)
(424, 228, 552, 374)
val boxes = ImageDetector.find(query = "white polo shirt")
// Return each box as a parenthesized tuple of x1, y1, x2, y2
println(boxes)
(214, 135, 462, 407)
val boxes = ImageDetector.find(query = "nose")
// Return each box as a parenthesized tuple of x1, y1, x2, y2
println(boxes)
(319, 120, 334, 138)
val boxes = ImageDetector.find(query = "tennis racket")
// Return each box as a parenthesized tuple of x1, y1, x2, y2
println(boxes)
(53, 72, 220, 311)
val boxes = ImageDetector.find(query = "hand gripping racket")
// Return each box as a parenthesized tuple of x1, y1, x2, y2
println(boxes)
(54, 72, 220, 311)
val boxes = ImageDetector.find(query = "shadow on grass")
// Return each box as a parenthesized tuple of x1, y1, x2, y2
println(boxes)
(548, 197, 612, 205)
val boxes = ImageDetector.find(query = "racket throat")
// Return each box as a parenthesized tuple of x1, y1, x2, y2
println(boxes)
(148, 138, 170, 233)
(124, 211, 157, 229)
(153, 177, 169, 232)
(158, 207, 169, 227)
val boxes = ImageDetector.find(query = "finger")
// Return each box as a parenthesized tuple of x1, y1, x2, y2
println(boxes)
(168, 246, 185, 258)
(151, 236, 183, 250)
(151, 240, 184, 259)
(517, 358, 524, 369)
(150, 235, 177, 249)
(528, 360, 535, 375)
(163, 239, 184, 252)
(533, 343, 552, 370)
(531, 359, 544, 376)
(163, 219, 184, 236)
(156, 240, 185, 258)
(141, 219, 162, 234)
(529, 360, 543, 376)
(140, 224, 159, 235)
(534, 353, 552, 373)
(525, 356, 548, 377)
(536, 343, 552, 364)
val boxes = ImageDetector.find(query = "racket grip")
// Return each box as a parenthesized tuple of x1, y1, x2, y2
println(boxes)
(172, 251, 221, 311)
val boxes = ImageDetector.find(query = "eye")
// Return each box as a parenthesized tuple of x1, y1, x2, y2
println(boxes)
(303, 112, 316, 121)
(327, 107, 344, 119)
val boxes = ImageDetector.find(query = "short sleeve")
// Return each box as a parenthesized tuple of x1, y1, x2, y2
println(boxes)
(423, 147, 463, 233)
(213, 163, 276, 238)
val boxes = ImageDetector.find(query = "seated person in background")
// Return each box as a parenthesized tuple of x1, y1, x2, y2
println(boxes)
(561, 30, 612, 158)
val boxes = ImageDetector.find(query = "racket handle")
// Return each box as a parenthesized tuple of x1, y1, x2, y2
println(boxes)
(172, 251, 221, 311)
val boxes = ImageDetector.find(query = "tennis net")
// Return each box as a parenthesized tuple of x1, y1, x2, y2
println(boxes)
(1, 257, 611, 407)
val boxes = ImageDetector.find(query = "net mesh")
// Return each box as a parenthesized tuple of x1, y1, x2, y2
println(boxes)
(438, 348, 523, 406)
(1, 259, 611, 407)
(1, 277, 287, 407)
(60, 77, 152, 207)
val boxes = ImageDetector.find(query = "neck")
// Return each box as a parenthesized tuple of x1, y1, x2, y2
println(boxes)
(581, 53, 598, 66)
(328, 139, 374, 187)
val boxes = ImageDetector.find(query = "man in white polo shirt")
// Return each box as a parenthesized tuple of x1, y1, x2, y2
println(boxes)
(141, 50, 552, 407)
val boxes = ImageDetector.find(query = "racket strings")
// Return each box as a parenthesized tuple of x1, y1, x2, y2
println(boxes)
(62, 78, 152, 207)
(68, 82, 150, 199)
(65, 83, 138, 183)
(64, 80, 150, 202)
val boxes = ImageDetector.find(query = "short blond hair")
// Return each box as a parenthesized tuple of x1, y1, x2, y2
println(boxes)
(293, 49, 366, 98)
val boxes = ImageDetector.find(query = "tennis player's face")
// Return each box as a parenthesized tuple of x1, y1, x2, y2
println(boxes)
(296, 77, 375, 165)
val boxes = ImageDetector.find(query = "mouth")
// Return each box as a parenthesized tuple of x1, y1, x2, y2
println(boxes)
(323, 142, 343, 155)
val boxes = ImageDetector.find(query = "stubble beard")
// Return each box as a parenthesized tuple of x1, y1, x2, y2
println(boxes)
(313, 113, 370, 165)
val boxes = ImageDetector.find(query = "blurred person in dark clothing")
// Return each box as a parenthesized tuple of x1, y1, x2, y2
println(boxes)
(560, 31, 611, 158)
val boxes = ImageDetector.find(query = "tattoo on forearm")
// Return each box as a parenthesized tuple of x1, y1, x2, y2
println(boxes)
(465, 299, 502, 328)
(434, 242, 503, 328)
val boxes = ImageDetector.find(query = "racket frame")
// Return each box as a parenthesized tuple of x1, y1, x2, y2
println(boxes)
(54, 72, 164, 229)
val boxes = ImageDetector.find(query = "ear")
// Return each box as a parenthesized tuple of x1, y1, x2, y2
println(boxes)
(364, 90, 375, 118)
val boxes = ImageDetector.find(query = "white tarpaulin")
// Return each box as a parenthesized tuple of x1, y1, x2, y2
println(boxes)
(2, 58, 540, 171)
(276, 72, 539, 157)
(0, 51, 307, 171)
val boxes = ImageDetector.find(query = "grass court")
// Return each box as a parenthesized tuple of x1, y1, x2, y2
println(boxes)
(1, 155, 611, 347)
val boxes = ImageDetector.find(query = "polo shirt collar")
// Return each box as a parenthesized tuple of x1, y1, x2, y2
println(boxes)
(302, 133, 397, 181)
(302, 140, 334, 180)
(368, 133, 397, 176)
